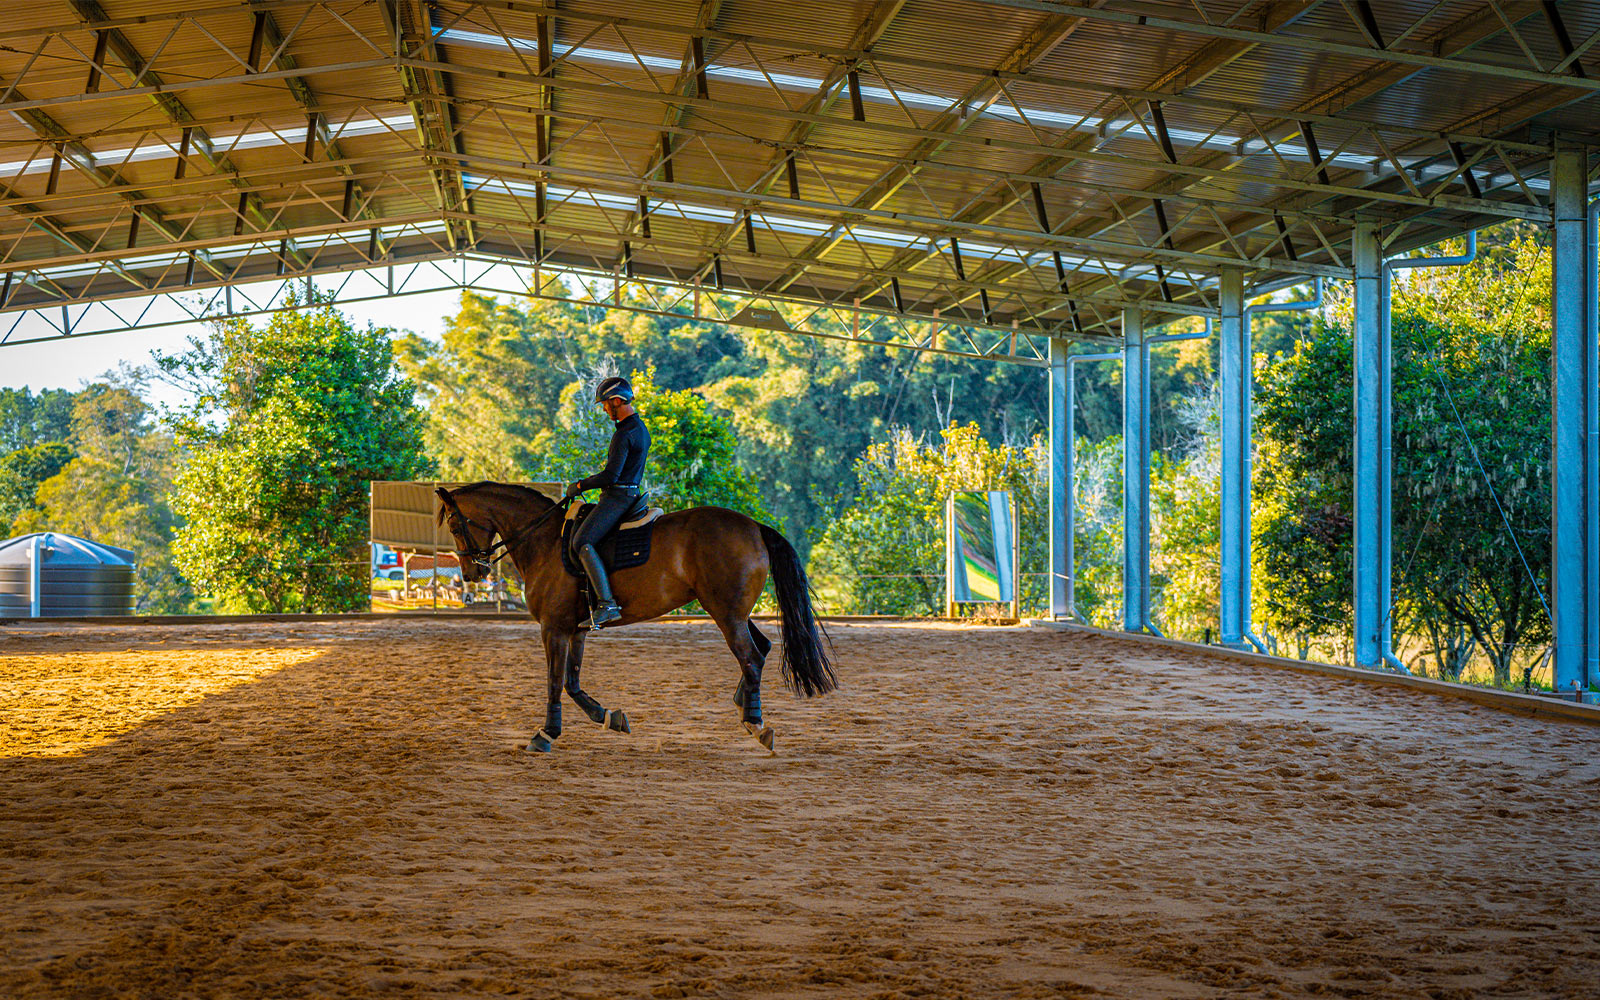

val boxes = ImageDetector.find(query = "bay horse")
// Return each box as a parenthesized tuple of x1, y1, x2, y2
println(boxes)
(434, 482, 835, 753)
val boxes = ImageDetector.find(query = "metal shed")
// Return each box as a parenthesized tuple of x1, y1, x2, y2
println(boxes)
(0, 1, 1594, 686)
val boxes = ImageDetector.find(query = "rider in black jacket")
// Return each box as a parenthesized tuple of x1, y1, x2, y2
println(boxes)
(564, 375, 651, 628)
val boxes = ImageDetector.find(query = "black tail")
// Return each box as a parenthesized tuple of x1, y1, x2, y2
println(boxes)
(760, 524, 837, 697)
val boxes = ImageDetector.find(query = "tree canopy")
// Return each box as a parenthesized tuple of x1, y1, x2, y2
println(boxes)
(159, 302, 432, 613)
(1255, 230, 1552, 681)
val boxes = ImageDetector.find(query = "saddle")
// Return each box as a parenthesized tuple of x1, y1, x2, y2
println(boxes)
(558, 495, 664, 580)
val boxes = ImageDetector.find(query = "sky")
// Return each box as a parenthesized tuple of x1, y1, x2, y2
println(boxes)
(1, 289, 467, 409)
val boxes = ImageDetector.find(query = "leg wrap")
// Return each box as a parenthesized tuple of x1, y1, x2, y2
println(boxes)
(738, 680, 762, 724)
(569, 687, 606, 724)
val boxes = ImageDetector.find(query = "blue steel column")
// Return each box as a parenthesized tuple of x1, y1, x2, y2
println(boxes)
(1352, 222, 1383, 669)
(1048, 336, 1070, 619)
(1551, 146, 1596, 695)
(1588, 195, 1599, 691)
(1122, 307, 1149, 631)
(1379, 263, 1397, 664)
(1217, 269, 1248, 647)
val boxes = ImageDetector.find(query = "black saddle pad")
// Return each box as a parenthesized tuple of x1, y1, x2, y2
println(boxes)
(560, 504, 656, 578)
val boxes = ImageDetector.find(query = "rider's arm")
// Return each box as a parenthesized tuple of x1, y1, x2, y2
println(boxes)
(573, 428, 631, 493)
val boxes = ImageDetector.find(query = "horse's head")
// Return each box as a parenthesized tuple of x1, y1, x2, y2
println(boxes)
(435, 486, 494, 583)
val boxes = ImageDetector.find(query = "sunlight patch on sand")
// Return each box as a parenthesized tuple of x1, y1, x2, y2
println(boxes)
(0, 648, 323, 757)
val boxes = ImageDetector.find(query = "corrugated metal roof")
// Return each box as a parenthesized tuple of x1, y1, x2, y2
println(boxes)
(0, 0, 1594, 346)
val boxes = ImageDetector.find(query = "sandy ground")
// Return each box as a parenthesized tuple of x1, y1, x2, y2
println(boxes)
(2, 618, 1598, 1000)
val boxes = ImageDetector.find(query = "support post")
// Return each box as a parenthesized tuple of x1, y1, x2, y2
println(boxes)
(945, 492, 957, 618)
(1122, 307, 1150, 632)
(1217, 268, 1248, 647)
(1551, 145, 1597, 696)
(1048, 337, 1070, 619)
(1589, 195, 1599, 692)
(1352, 222, 1384, 669)
(29, 534, 42, 618)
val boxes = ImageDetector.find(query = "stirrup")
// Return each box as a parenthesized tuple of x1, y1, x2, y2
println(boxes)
(582, 601, 622, 630)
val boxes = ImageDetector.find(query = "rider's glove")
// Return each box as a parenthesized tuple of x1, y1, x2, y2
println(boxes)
(563, 481, 584, 498)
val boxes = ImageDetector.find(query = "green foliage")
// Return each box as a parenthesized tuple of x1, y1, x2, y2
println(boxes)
(811, 424, 1044, 616)
(395, 287, 746, 481)
(160, 302, 432, 613)
(0, 441, 72, 535)
(705, 318, 1045, 553)
(402, 289, 1046, 554)
(1148, 385, 1222, 639)
(14, 378, 193, 612)
(1256, 230, 1552, 680)
(537, 367, 771, 521)
(1068, 434, 1124, 627)
(0, 386, 76, 453)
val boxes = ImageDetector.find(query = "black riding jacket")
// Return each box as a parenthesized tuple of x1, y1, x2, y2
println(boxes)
(577, 413, 650, 492)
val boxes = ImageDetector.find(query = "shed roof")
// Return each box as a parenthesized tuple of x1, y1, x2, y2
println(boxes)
(1, 0, 1596, 358)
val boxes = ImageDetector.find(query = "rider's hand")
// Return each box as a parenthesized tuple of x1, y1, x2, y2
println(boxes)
(563, 481, 583, 498)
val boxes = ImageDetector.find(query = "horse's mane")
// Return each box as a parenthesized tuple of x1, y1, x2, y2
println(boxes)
(437, 481, 557, 525)
(452, 480, 558, 504)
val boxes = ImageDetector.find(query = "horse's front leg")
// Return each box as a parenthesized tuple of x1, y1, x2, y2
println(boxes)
(527, 627, 571, 753)
(564, 632, 630, 734)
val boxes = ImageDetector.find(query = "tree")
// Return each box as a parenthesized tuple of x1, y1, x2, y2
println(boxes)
(810, 424, 1045, 616)
(1255, 228, 1552, 682)
(0, 386, 76, 453)
(703, 312, 1047, 553)
(15, 377, 193, 612)
(1148, 383, 1222, 640)
(396, 285, 747, 480)
(0, 442, 72, 535)
(403, 288, 1048, 553)
(538, 366, 772, 521)
(159, 302, 432, 612)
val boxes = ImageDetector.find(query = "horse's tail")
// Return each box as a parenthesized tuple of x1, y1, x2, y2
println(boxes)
(759, 523, 837, 697)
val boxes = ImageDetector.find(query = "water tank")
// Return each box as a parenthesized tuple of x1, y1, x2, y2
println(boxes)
(0, 533, 136, 617)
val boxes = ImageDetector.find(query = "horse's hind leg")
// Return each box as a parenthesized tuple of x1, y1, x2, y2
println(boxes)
(736, 620, 771, 714)
(564, 632, 629, 734)
(718, 616, 774, 753)
(748, 620, 772, 659)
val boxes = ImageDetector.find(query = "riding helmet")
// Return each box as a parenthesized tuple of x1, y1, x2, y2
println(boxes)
(595, 375, 634, 404)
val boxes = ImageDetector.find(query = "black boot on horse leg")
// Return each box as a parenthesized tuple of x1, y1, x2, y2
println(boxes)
(723, 617, 774, 753)
(529, 630, 570, 753)
(576, 544, 622, 629)
(564, 635, 630, 734)
(528, 701, 561, 753)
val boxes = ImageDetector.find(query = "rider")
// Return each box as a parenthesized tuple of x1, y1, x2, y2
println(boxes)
(564, 374, 651, 628)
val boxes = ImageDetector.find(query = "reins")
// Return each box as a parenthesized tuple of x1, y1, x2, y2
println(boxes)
(438, 488, 573, 570)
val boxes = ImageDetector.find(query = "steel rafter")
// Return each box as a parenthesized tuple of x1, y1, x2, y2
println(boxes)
(967, 0, 1600, 93)
(63, 0, 308, 269)
(0, 249, 1094, 364)
(386, 0, 475, 251)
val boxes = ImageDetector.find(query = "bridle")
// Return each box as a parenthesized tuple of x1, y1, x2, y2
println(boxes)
(436, 488, 573, 572)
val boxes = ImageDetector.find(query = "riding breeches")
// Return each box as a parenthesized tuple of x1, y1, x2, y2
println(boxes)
(573, 488, 638, 554)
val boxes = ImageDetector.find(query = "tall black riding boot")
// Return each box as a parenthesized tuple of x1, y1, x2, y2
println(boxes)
(577, 544, 622, 629)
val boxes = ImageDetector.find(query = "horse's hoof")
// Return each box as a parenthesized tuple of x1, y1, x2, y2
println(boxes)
(607, 709, 631, 734)
(526, 729, 556, 753)
(743, 721, 775, 753)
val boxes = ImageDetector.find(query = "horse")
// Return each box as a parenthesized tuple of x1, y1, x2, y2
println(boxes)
(433, 482, 835, 753)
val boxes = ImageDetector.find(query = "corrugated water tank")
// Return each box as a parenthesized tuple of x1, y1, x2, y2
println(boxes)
(0, 533, 136, 617)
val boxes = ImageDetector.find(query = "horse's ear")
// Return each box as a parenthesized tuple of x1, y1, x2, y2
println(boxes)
(434, 488, 449, 526)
